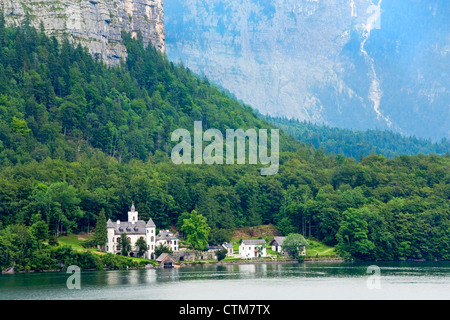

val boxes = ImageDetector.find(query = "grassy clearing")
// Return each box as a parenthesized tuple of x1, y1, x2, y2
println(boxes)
(58, 234, 93, 251)
(305, 239, 337, 257)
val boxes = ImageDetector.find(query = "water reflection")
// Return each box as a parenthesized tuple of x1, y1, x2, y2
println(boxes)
(2, 261, 450, 300)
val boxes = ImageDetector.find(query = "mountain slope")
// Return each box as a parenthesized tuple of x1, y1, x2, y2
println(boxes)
(0, 17, 299, 167)
(165, 0, 450, 141)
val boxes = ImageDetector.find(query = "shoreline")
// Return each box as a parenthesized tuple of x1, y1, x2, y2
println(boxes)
(5, 257, 445, 274)
(174, 257, 346, 268)
(1, 257, 345, 274)
(217, 258, 346, 266)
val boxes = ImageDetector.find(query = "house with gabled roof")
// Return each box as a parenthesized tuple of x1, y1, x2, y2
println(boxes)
(270, 237, 286, 254)
(156, 253, 175, 268)
(270, 236, 307, 257)
(156, 229, 179, 252)
(222, 242, 234, 256)
(239, 239, 267, 258)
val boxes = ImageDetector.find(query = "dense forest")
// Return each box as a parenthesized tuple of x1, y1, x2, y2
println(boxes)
(267, 117, 450, 160)
(0, 20, 449, 271)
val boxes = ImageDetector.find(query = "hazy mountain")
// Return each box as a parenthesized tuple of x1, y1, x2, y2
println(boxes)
(267, 116, 450, 160)
(165, 0, 450, 141)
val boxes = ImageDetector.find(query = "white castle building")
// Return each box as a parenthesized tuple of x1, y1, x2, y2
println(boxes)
(106, 203, 179, 259)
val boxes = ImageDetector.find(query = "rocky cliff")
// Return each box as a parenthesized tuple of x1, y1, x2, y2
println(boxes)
(165, 0, 450, 141)
(2, 0, 165, 65)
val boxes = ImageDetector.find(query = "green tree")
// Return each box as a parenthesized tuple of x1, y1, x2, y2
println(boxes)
(93, 209, 107, 251)
(276, 216, 296, 236)
(181, 210, 211, 261)
(0, 224, 36, 271)
(30, 220, 48, 249)
(10, 117, 31, 135)
(135, 237, 147, 258)
(217, 248, 228, 261)
(282, 233, 308, 260)
(118, 233, 131, 256)
(155, 242, 171, 258)
(336, 208, 376, 260)
(47, 182, 84, 236)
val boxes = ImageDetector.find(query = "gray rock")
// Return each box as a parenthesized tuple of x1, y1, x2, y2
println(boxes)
(2, 0, 165, 65)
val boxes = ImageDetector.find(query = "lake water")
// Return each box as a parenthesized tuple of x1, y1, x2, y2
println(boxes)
(1, 261, 450, 300)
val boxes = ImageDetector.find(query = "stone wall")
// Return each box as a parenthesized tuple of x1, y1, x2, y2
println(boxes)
(171, 250, 218, 262)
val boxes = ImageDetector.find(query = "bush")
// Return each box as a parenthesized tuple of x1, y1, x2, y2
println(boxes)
(80, 239, 97, 249)
(217, 249, 228, 261)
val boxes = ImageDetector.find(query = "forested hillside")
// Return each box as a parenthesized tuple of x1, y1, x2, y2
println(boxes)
(0, 21, 449, 271)
(267, 117, 450, 160)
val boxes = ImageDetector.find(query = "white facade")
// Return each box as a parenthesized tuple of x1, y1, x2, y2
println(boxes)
(106, 204, 178, 259)
(270, 236, 307, 257)
(222, 243, 234, 256)
(272, 245, 283, 253)
(270, 237, 286, 254)
(156, 230, 179, 252)
(239, 240, 267, 258)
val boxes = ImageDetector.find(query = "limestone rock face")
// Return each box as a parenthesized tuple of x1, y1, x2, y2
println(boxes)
(165, 0, 450, 141)
(2, 0, 165, 65)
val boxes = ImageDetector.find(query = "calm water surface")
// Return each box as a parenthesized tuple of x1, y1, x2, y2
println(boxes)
(1, 261, 450, 300)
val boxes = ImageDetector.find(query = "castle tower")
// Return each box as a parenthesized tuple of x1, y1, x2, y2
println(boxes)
(146, 218, 157, 259)
(128, 202, 138, 223)
(106, 219, 115, 254)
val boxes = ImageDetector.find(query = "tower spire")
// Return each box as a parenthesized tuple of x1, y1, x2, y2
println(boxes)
(128, 201, 138, 223)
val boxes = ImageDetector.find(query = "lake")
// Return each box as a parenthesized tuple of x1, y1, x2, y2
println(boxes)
(1, 261, 450, 300)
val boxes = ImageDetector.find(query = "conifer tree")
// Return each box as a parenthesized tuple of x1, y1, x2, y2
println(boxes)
(94, 209, 107, 251)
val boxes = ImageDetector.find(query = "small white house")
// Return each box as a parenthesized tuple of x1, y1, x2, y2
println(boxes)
(156, 229, 179, 252)
(270, 236, 306, 256)
(270, 237, 286, 254)
(222, 242, 234, 256)
(239, 239, 267, 258)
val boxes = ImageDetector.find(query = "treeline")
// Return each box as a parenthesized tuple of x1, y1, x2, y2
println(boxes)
(267, 116, 450, 160)
(1, 148, 449, 265)
(0, 21, 449, 270)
